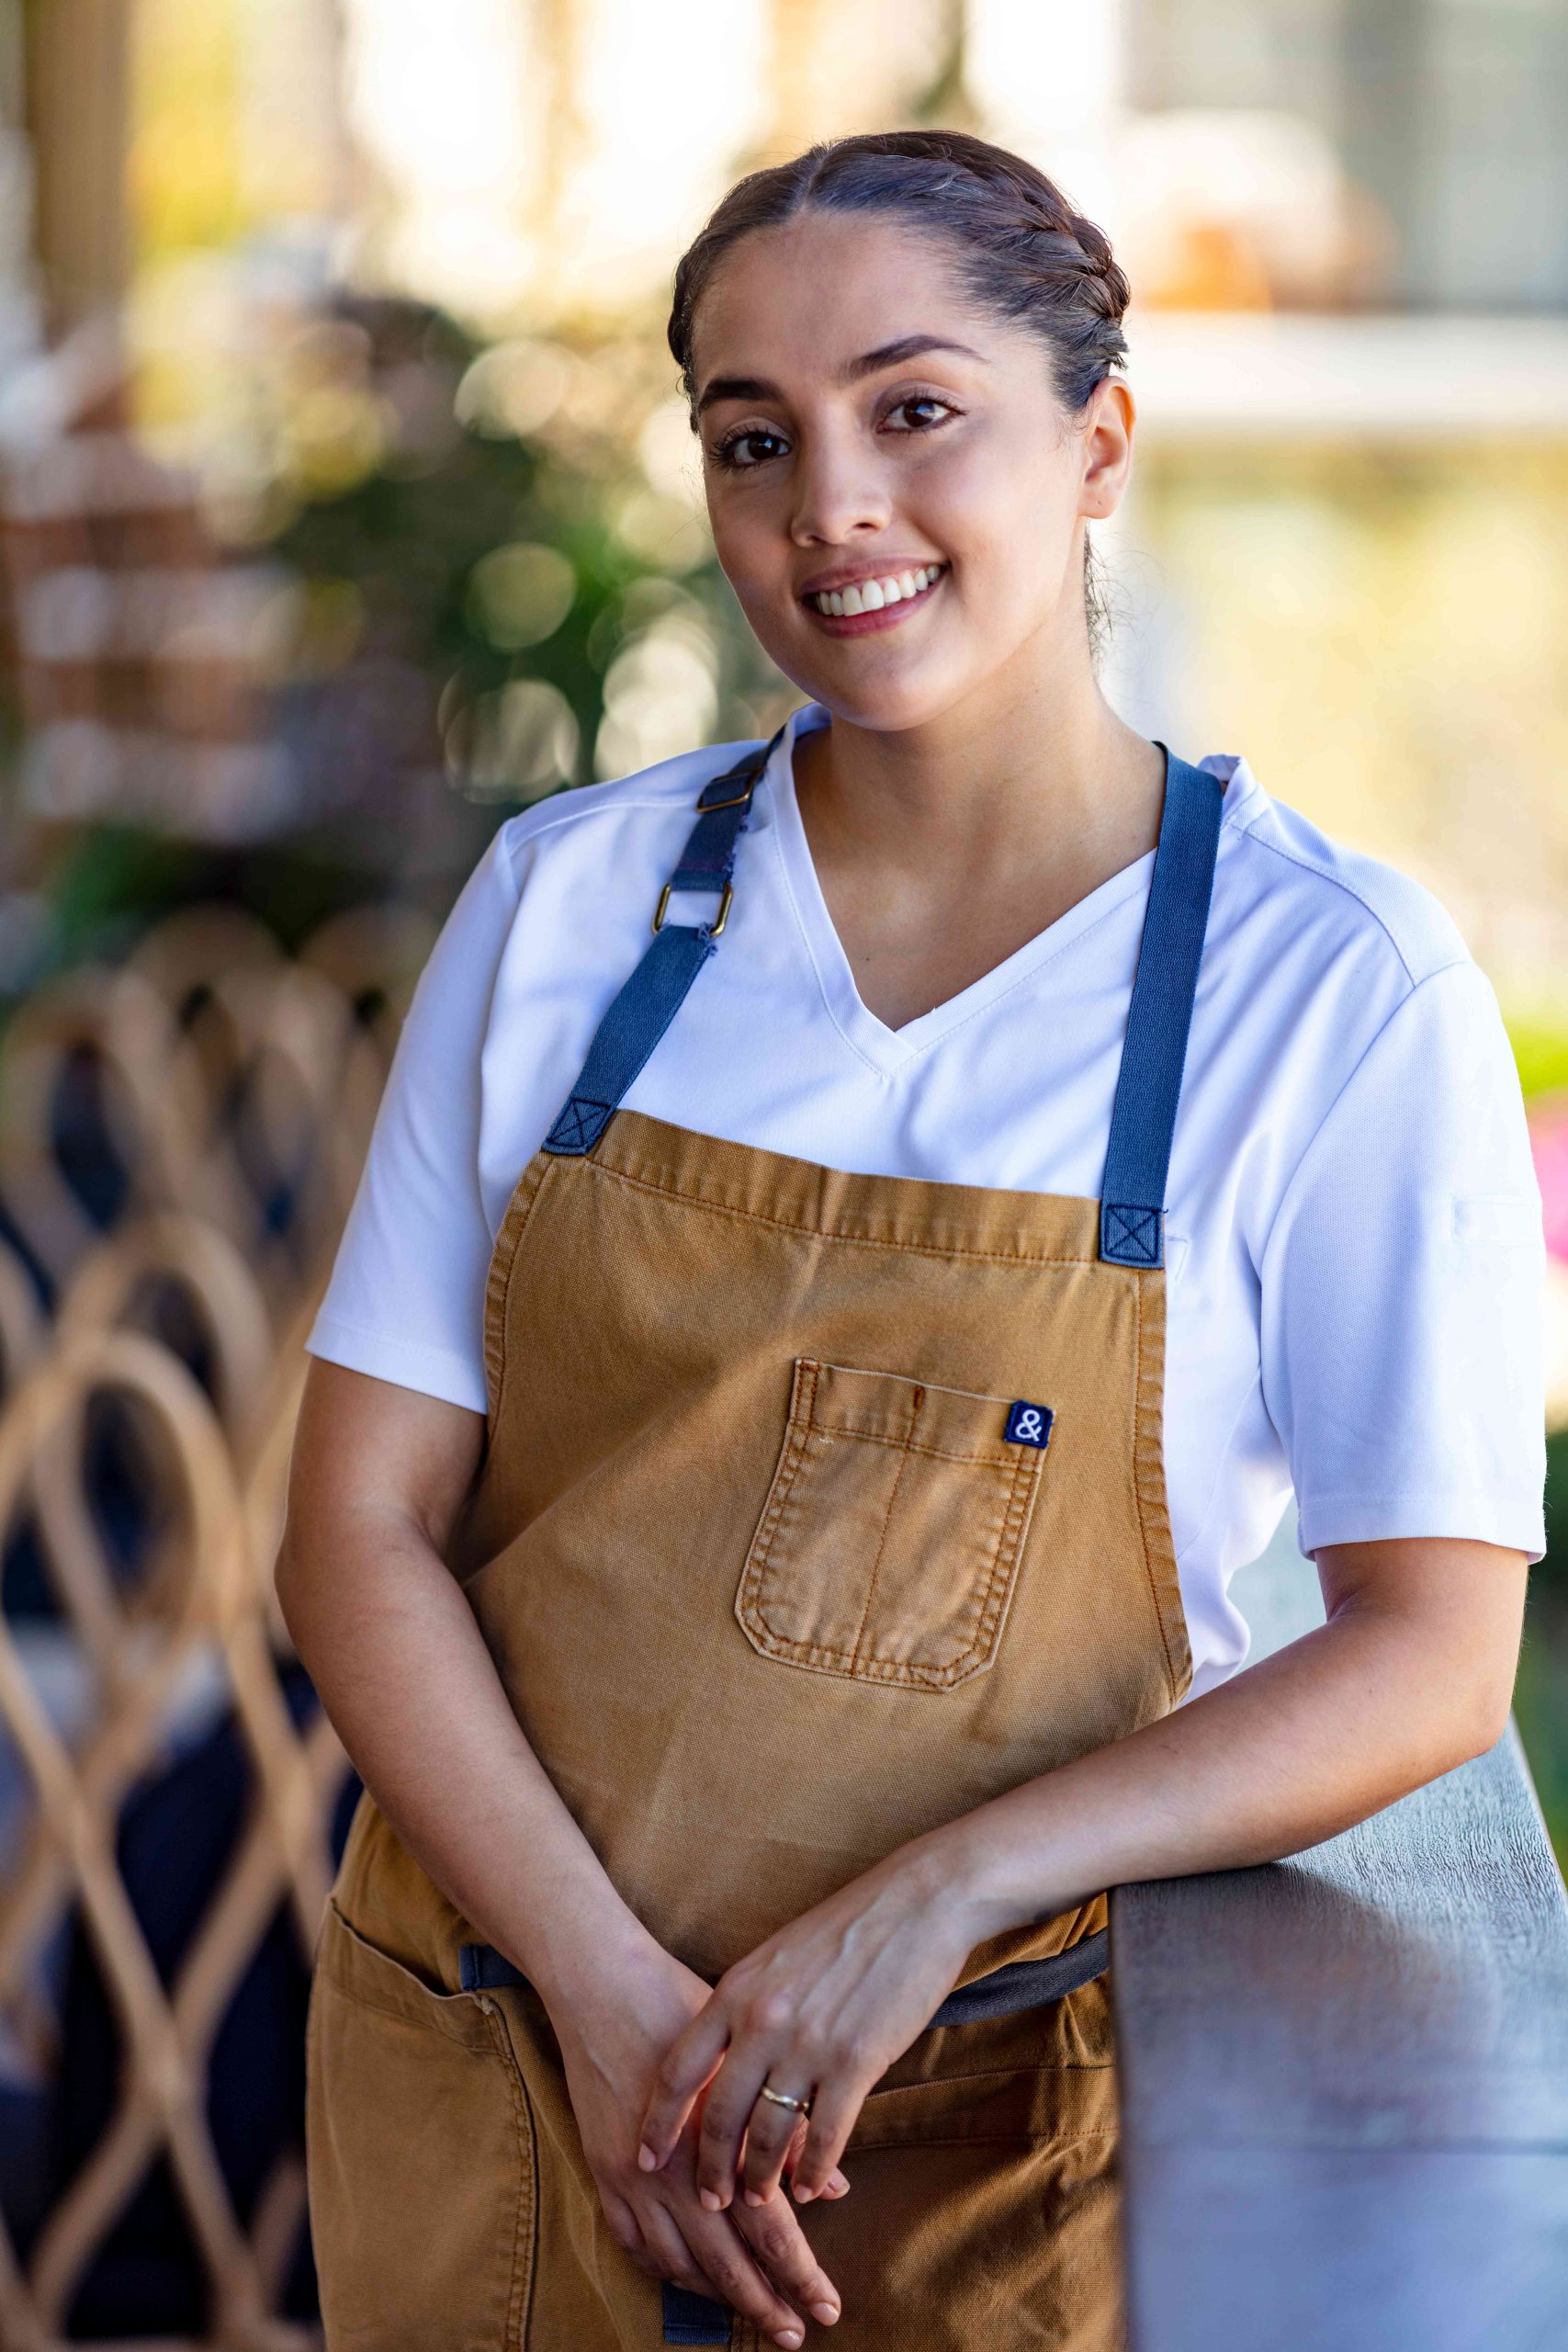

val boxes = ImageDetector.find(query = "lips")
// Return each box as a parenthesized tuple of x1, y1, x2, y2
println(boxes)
(802, 561, 946, 616)
(800, 562, 948, 636)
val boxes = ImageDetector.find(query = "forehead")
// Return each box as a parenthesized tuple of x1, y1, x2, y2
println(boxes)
(691, 212, 988, 378)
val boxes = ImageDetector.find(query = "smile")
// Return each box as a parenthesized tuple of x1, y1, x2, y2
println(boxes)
(802, 563, 947, 634)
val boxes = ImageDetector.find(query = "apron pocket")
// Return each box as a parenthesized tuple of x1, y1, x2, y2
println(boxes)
(306, 1897, 537, 2351)
(736, 1357, 1047, 1691)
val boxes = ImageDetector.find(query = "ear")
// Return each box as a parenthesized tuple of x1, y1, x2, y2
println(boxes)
(1079, 377, 1135, 521)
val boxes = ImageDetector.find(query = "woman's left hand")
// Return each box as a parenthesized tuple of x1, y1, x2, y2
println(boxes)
(634, 1839, 981, 2211)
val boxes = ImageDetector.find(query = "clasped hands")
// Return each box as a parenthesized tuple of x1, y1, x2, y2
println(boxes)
(576, 1844, 982, 2342)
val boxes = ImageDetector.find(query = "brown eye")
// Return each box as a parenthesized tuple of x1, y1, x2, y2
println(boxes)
(712, 427, 789, 472)
(886, 395, 957, 432)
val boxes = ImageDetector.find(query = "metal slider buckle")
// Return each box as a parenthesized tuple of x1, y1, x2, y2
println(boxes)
(695, 781, 754, 811)
(652, 877, 733, 938)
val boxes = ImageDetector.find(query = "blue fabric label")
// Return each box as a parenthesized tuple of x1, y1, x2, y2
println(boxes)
(1004, 1400, 1054, 1449)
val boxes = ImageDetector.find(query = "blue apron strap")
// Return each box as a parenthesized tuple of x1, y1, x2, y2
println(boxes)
(542, 724, 787, 1157)
(1099, 744, 1224, 1267)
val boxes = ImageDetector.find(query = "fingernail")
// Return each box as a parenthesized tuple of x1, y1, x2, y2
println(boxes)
(637, 2143, 659, 2172)
(793, 2181, 816, 2202)
(812, 2301, 840, 2324)
(744, 2187, 765, 2206)
(773, 2333, 803, 2349)
(699, 2187, 723, 2211)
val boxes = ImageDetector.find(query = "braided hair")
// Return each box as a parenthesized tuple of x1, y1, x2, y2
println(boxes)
(666, 129, 1132, 662)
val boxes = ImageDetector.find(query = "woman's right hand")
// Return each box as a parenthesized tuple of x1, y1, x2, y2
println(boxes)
(547, 1939, 849, 2348)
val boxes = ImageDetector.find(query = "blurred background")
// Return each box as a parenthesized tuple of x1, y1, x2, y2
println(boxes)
(0, 1, 1565, 2343)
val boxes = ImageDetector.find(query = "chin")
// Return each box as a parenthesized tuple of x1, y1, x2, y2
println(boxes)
(786, 656, 976, 737)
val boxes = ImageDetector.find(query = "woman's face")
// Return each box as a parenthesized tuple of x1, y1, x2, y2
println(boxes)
(688, 210, 1134, 732)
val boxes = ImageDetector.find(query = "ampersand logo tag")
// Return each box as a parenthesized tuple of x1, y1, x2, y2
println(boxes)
(1003, 1400, 1054, 1450)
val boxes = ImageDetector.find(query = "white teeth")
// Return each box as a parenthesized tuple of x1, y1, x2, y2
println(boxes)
(813, 563, 942, 616)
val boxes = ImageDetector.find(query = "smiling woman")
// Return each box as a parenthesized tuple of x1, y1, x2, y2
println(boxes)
(280, 130, 1544, 2352)
(676, 143, 1129, 704)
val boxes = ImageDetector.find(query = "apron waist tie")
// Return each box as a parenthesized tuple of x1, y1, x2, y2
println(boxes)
(457, 1925, 1110, 2024)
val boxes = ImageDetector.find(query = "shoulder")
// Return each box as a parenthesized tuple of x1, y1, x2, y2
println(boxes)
(487, 732, 767, 888)
(1210, 753, 1472, 996)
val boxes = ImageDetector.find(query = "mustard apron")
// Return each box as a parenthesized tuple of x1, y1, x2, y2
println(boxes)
(305, 719, 1224, 2350)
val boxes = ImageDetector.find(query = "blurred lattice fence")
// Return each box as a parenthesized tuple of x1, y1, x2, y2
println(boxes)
(0, 901, 430, 2348)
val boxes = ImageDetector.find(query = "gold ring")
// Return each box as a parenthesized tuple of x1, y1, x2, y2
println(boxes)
(757, 2085, 812, 2114)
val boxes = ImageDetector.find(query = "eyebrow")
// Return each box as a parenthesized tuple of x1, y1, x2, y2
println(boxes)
(694, 334, 989, 417)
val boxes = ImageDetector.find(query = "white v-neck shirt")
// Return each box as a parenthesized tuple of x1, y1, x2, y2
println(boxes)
(306, 698, 1546, 1699)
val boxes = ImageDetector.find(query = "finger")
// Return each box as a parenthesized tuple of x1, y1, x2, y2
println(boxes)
(740, 2096, 815, 2206)
(694, 2050, 790, 2209)
(637, 2007, 732, 2171)
(731, 2180, 844, 2333)
(637, 2201, 719, 2301)
(788, 2075, 867, 2202)
(781, 2133, 851, 2201)
(682, 2203, 817, 2349)
(597, 2180, 651, 2259)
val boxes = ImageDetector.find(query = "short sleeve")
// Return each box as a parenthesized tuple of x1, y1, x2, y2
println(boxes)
(1259, 956, 1546, 1561)
(303, 822, 524, 1412)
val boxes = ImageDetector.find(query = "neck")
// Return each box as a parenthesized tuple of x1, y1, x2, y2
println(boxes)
(791, 639, 1167, 907)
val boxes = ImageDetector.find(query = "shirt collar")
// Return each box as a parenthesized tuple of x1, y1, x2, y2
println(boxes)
(784, 699, 1260, 823)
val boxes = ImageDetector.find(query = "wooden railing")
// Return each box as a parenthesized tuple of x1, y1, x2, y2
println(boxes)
(1113, 1536, 1568, 2352)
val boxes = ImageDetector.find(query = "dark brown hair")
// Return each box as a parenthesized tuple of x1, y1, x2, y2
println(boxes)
(667, 128, 1132, 661)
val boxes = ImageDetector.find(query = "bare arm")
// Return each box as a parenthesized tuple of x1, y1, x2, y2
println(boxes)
(277, 1357, 848, 2346)
(636, 1534, 1529, 2207)
(942, 1534, 1529, 1926)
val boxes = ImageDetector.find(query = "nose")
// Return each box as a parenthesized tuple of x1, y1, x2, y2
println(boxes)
(788, 421, 892, 548)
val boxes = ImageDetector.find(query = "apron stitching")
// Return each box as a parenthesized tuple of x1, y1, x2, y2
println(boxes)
(484, 1153, 565, 1426)
(792, 1425, 1045, 1468)
(845, 1415, 914, 1672)
(813, 1359, 1039, 1409)
(799, 1353, 820, 1435)
(581, 1157, 1100, 1266)
(488, 2002, 540, 2349)
(737, 1363, 818, 1640)
(1129, 1275, 1188, 1702)
(1141, 1276, 1194, 1700)
(987, 1446, 1046, 1657)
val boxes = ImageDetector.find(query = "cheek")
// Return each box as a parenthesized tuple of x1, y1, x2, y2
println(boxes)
(708, 503, 779, 610)
(913, 428, 1067, 581)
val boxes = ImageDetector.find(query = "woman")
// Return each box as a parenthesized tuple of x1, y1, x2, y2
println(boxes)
(278, 130, 1544, 2352)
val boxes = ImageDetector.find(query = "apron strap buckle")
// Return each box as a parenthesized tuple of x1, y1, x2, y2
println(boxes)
(653, 876, 733, 939)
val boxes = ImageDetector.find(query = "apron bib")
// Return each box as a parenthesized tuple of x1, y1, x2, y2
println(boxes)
(306, 721, 1224, 2350)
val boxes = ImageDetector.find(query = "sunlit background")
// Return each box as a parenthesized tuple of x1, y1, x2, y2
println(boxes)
(1, 4, 1566, 2342)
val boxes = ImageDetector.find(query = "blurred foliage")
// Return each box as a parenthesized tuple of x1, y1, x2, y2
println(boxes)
(11, 289, 787, 1000)
(1506, 1012, 1568, 1104)
(1517, 1428, 1568, 1866)
(258, 295, 737, 818)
